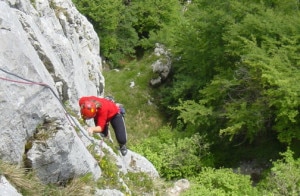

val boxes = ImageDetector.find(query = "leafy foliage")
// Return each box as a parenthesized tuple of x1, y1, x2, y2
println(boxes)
(165, 0, 300, 144)
(258, 148, 300, 196)
(131, 126, 213, 180)
(182, 167, 261, 196)
(72, 0, 137, 66)
(129, 0, 181, 48)
(183, 148, 300, 195)
(72, 0, 181, 66)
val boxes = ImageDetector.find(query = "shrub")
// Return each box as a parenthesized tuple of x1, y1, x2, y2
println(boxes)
(258, 148, 300, 196)
(132, 126, 213, 180)
(182, 167, 260, 196)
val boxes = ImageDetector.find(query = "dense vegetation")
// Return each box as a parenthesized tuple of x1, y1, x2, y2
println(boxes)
(72, 0, 181, 66)
(73, 0, 300, 195)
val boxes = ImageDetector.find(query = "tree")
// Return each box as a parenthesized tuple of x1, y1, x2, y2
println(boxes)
(165, 0, 300, 144)
(73, 0, 181, 66)
(127, 0, 181, 54)
(73, 0, 138, 66)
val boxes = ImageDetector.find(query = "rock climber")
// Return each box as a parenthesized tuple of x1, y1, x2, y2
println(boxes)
(79, 96, 128, 156)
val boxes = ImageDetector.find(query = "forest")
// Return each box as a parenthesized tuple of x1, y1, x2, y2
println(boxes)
(72, 0, 300, 195)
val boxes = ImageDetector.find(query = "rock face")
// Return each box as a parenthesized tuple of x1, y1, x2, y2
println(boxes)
(0, 0, 103, 184)
(0, 0, 158, 192)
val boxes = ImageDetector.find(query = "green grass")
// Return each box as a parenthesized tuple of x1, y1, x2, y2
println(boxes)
(103, 54, 166, 146)
(0, 160, 95, 196)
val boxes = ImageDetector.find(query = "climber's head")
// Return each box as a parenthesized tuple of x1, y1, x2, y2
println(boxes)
(80, 100, 97, 119)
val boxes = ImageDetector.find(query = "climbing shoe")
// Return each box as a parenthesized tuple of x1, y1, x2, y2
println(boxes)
(120, 145, 128, 156)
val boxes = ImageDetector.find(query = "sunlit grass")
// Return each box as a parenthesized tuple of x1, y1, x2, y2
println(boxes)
(0, 160, 38, 194)
(0, 160, 95, 196)
(103, 55, 166, 146)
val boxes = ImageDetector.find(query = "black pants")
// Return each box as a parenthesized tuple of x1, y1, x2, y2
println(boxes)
(102, 113, 127, 146)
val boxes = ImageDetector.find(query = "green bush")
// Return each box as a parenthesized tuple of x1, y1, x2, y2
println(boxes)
(182, 167, 261, 196)
(258, 148, 300, 196)
(132, 126, 213, 180)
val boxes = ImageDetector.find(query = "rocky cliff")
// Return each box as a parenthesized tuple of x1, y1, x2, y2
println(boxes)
(0, 0, 158, 195)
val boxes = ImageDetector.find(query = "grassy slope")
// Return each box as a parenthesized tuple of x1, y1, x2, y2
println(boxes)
(102, 55, 166, 147)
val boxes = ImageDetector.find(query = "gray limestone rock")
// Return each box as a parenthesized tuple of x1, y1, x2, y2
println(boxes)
(0, 0, 103, 183)
(0, 176, 22, 196)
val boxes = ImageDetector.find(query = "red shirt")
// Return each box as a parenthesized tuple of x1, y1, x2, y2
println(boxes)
(79, 96, 119, 130)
